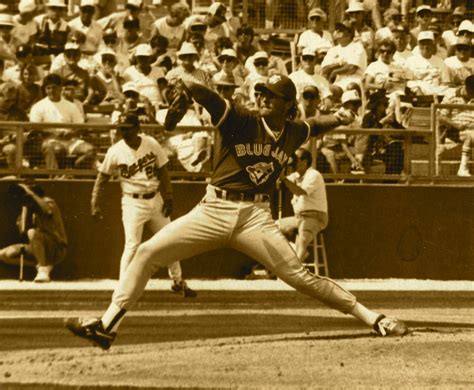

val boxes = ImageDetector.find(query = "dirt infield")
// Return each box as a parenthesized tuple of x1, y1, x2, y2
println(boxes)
(0, 282, 473, 389)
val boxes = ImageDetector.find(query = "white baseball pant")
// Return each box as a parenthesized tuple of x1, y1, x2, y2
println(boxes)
(113, 185, 356, 313)
(120, 192, 182, 282)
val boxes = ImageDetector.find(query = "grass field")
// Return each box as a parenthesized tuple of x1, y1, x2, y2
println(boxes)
(0, 280, 473, 389)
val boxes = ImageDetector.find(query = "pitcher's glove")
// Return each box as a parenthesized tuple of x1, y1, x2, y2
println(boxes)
(164, 79, 193, 131)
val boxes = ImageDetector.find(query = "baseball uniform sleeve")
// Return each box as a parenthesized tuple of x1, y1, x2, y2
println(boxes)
(153, 139, 169, 169)
(99, 146, 118, 176)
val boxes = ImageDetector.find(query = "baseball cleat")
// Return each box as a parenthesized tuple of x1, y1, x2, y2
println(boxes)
(65, 317, 116, 350)
(171, 281, 197, 298)
(373, 314, 409, 337)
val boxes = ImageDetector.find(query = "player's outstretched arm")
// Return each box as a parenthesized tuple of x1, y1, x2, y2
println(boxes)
(306, 109, 354, 138)
(183, 81, 227, 124)
(91, 172, 111, 220)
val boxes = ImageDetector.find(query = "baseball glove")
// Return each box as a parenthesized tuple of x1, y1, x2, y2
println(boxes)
(164, 79, 193, 132)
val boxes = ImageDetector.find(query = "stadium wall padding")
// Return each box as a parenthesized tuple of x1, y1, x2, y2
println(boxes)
(0, 181, 472, 281)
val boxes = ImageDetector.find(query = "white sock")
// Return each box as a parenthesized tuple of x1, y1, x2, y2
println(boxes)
(101, 302, 126, 333)
(349, 302, 380, 327)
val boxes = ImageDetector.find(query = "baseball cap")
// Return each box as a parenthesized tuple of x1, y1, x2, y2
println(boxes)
(64, 42, 81, 51)
(126, 0, 143, 7)
(416, 5, 432, 15)
(0, 13, 14, 27)
(454, 36, 471, 47)
(341, 89, 361, 104)
(451, 6, 466, 17)
(458, 20, 474, 34)
(177, 42, 198, 57)
(417, 30, 434, 42)
(346, 2, 365, 13)
(308, 8, 327, 21)
(122, 82, 139, 94)
(253, 51, 269, 61)
(117, 112, 140, 129)
(80, 0, 96, 7)
(208, 2, 226, 16)
(254, 74, 297, 101)
(18, 0, 36, 13)
(391, 24, 409, 34)
(217, 48, 237, 60)
(99, 47, 117, 57)
(258, 33, 278, 42)
(134, 44, 153, 57)
(301, 47, 316, 57)
(383, 7, 401, 19)
(45, 0, 67, 7)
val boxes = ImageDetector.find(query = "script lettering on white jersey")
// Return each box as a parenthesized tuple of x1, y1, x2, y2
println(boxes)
(118, 152, 157, 178)
(235, 143, 289, 165)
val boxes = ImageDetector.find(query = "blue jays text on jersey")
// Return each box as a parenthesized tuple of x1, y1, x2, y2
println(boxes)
(118, 152, 157, 178)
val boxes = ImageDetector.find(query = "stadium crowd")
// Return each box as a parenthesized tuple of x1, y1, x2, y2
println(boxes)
(0, 0, 473, 177)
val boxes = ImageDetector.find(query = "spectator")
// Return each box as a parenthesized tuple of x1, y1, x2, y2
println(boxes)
(391, 24, 412, 68)
(289, 47, 331, 101)
(114, 16, 147, 75)
(212, 71, 239, 103)
(17, 62, 43, 113)
(345, 1, 374, 60)
(11, 0, 38, 46)
(187, 32, 215, 76)
(245, 34, 288, 76)
(456, 20, 474, 43)
(296, 8, 333, 55)
(0, 82, 29, 170)
(123, 43, 166, 110)
(68, 0, 104, 55)
(203, 2, 233, 53)
(409, 5, 432, 49)
(33, 0, 70, 57)
(166, 42, 211, 87)
(52, 42, 92, 103)
(213, 48, 245, 87)
(321, 21, 367, 90)
(279, 148, 328, 267)
(242, 51, 269, 105)
(444, 37, 474, 88)
(364, 38, 407, 102)
(62, 79, 85, 120)
(405, 31, 449, 96)
(3, 45, 44, 85)
(98, 0, 153, 42)
(150, 2, 190, 53)
(89, 48, 123, 106)
(357, 89, 405, 175)
(297, 85, 320, 120)
(234, 24, 256, 65)
(441, 6, 466, 53)
(438, 75, 474, 177)
(0, 181, 67, 283)
(29, 74, 84, 170)
(0, 13, 18, 68)
(183, 15, 207, 42)
(150, 33, 173, 74)
(375, 8, 403, 42)
(111, 82, 156, 126)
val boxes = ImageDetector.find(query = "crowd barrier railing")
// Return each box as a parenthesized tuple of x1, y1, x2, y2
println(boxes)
(0, 116, 471, 183)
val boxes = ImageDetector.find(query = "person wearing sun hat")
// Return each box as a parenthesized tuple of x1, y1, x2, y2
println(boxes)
(122, 43, 166, 110)
(11, 0, 38, 46)
(166, 42, 211, 87)
(213, 48, 244, 87)
(345, 1, 375, 60)
(33, 0, 71, 56)
(444, 37, 474, 88)
(405, 30, 450, 96)
(68, 0, 104, 55)
(296, 8, 333, 55)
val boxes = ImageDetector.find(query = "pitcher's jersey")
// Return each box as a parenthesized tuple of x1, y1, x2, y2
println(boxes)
(100, 134, 169, 194)
(211, 103, 310, 194)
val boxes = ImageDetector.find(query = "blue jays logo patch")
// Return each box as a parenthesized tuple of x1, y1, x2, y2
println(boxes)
(246, 162, 274, 185)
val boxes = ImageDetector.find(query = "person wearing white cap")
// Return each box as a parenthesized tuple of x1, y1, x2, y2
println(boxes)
(122, 43, 166, 110)
(244, 34, 288, 77)
(456, 20, 474, 41)
(289, 47, 330, 101)
(213, 48, 244, 88)
(68, 0, 104, 55)
(11, 0, 38, 46)
(321, 21, 367, 90)
(33, 0, 71, 56)
(345, 1, 375, 60)
(441, 6, 467, 51)
(409, 5, 433, 49)
(0, 13, 18, 65)
(296, 8, 333, 55)
(203, 2, 233, 53)
(98, 0, 154, 42)
(166, 42, 212, 87)
(150, 2, 190, 52)
(443, 37, 474, 88)
(241, 51, 270, 105)
(404, 31, 450, 96)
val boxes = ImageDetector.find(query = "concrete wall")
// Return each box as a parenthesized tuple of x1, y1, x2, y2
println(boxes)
(0, 181, 472, 280)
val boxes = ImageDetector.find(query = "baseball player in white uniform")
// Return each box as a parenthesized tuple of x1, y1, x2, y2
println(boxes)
(91, 112, 196, 297)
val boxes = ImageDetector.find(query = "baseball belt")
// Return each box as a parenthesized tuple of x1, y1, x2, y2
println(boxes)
(214, 188, 270, 203)
(125, 192, 157, 200)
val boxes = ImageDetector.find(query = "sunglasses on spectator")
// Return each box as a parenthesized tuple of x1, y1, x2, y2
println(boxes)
(80, 6, 95, 13)
(456, 45, 471, 51)
(190, 25, 207, 32)
(65, 50, 81, 58)
(302, 55, 315, 62)
(254, 61, 269, 67)
(219, 56, 235, 63)
(302, 92, 318, 100)
(418, 11, 432, 18)
(310, 16, 322, 21)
